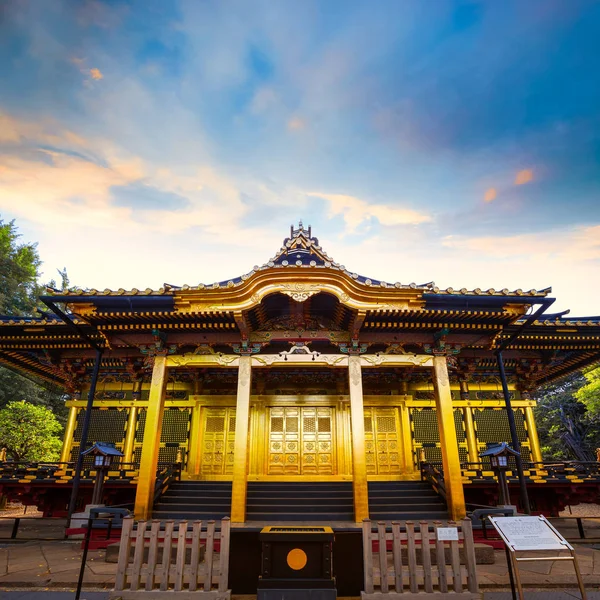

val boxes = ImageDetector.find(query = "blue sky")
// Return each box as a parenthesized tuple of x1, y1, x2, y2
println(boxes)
(0, 0, 599, 314)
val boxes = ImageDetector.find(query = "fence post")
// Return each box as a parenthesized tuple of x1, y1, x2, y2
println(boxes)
(462, 519, 479, 593)
(115, 516, 134, 591)
(362, 519, 374, 594)
(218, 517, 231, 593)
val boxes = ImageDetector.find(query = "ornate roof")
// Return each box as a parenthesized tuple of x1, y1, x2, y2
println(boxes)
(52, 223, 550, 299)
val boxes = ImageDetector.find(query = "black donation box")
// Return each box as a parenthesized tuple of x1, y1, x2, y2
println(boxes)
(258, 525, 336, 600)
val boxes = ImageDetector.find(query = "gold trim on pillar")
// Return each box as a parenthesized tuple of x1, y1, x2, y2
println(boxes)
(123, 406, 138, 463)
(398, 401, 415, 473)
(134, 356, 168, 519)
(60, 406, 78, 463)
(348, 356, 369, 522)
(231, 356, 252, 522)
(463, 405, 479, 464)
(524, 406, 543, 463)
(432, 356, 466, 521)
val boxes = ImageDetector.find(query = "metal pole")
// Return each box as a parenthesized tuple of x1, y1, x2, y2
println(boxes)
(67, 349, 103, 526)
(75, 514, 94, 600)
(496, 351, 531, 514)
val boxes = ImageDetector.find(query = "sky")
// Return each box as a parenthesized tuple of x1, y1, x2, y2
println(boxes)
(1, 0, 599, 316)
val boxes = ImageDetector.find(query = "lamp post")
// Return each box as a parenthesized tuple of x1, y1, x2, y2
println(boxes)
(81, 442, 124, 506)
(480, 443, 520, 507)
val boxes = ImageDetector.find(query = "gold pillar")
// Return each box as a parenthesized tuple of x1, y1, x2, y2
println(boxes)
(123, 406, 138, 464)
(134, 356, 168, 520)
(399, 402, 415, 473)
(231, 356, 252, 522)
(463, 406, 479, 464)
(348, 356, 369, 522)
(189, 402, 203, 476)
(524, 406, 543, 463)
(432, 356, 466, 520)
(59, 406, 78, 464)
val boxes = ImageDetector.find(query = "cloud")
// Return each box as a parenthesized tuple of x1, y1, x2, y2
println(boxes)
(442, 225, 600, 262)
(307, 192, 431, 232)
(89, 68, 103, 80)
(515, 169, 534, 185)
(483, 188, 497, 203)
(287, 117, 305, 131)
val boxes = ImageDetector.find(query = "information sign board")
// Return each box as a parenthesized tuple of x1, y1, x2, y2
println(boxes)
(436, 527, 459, 541)
(489, 516, 572, 552)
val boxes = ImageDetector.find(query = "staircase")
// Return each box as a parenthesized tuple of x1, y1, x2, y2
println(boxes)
(152, 481, 232, 520)
(368, 481, 448, 520)
(245, 482, 354, 521)
(152, 480, 447, 522)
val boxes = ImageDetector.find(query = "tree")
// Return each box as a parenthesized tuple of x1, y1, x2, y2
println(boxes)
(0, 218, 67, 422)
(576, 366, 600, 416)
(0, 219, 44, 315)
(0, 401, 62, 461)
(534, 371, 600, 461)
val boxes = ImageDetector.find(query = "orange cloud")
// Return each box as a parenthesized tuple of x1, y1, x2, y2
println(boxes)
(288, 117, 305, 131)
(307, 191, 431, 232)
(483, 188, 497, 203)
(515, 169, 533, 185)
(90, 68, 103, 80)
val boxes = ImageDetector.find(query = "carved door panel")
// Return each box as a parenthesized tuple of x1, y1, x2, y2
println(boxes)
(364, 407, 402, 475)
(200, 408, 236, 475)
(268, 407, 335, 475)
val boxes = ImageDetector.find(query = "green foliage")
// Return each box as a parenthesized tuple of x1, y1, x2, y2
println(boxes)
(534, 371, 600, 461)
(0, 217, 67, 423)
(0, 401, 62, 461)
(575, 366, 600, 415)
(0, 219, 44, 316)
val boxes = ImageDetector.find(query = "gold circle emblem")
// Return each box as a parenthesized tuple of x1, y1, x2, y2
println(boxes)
(286, 548, 308, 571)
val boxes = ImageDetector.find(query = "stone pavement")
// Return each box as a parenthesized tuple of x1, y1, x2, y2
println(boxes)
(0, 540, 599, 594)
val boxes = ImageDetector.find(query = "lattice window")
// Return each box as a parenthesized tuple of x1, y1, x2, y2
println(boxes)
(412, 408, 439, 443)
(318, 417, 331, 433)
(271, 417, 284, 432)
(304, 417, 316, 433)
(410, 408, 468, 465)
(364, 416, 373, 432)
(73, 408, 127, 444)
(161, 409, 190, 443)
(205, 416, 225, 433)
(376, 416, 396, 433)
(287, 416, 299, 432)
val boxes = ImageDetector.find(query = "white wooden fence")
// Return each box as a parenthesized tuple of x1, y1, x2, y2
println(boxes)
(111, 517, 231, 599)
(362, 519, 481, 600)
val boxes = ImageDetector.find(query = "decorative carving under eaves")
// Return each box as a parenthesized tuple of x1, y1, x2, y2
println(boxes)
(139, 329, 179, 362)
(476, 390, 514, 400)
(249, 330, 350, 343)
(415, 391, 435, 400)
(259, 314, 343, 332)
(422, 327, 462, 357)
(94, 391, 126, 400)
(384, 343, 407, 354)
(338, 341, 369, 355)
(193, 344, 216, 355)
(279, 283, 321, 302)
(232, 341, 264, 355)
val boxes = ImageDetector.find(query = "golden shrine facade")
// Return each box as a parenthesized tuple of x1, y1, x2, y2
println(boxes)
(1, 224, 600, 522)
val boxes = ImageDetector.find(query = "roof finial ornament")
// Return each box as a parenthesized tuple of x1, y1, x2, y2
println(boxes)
(299, 220, 303, 230)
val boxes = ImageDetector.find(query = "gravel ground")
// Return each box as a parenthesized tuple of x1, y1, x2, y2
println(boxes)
(0, 503, 43, 518)
(559, 503, 600, 517)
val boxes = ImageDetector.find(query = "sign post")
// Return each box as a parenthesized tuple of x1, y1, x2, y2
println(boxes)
(489, 516, 586, 600)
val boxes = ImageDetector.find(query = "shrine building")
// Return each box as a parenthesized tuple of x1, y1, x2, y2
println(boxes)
(1, 223, 599, 523)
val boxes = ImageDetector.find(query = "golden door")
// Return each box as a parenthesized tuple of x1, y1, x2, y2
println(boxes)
(267, 407, 335, 475)
(199, 407, 236, 476)
(364, 407, 402, 475)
